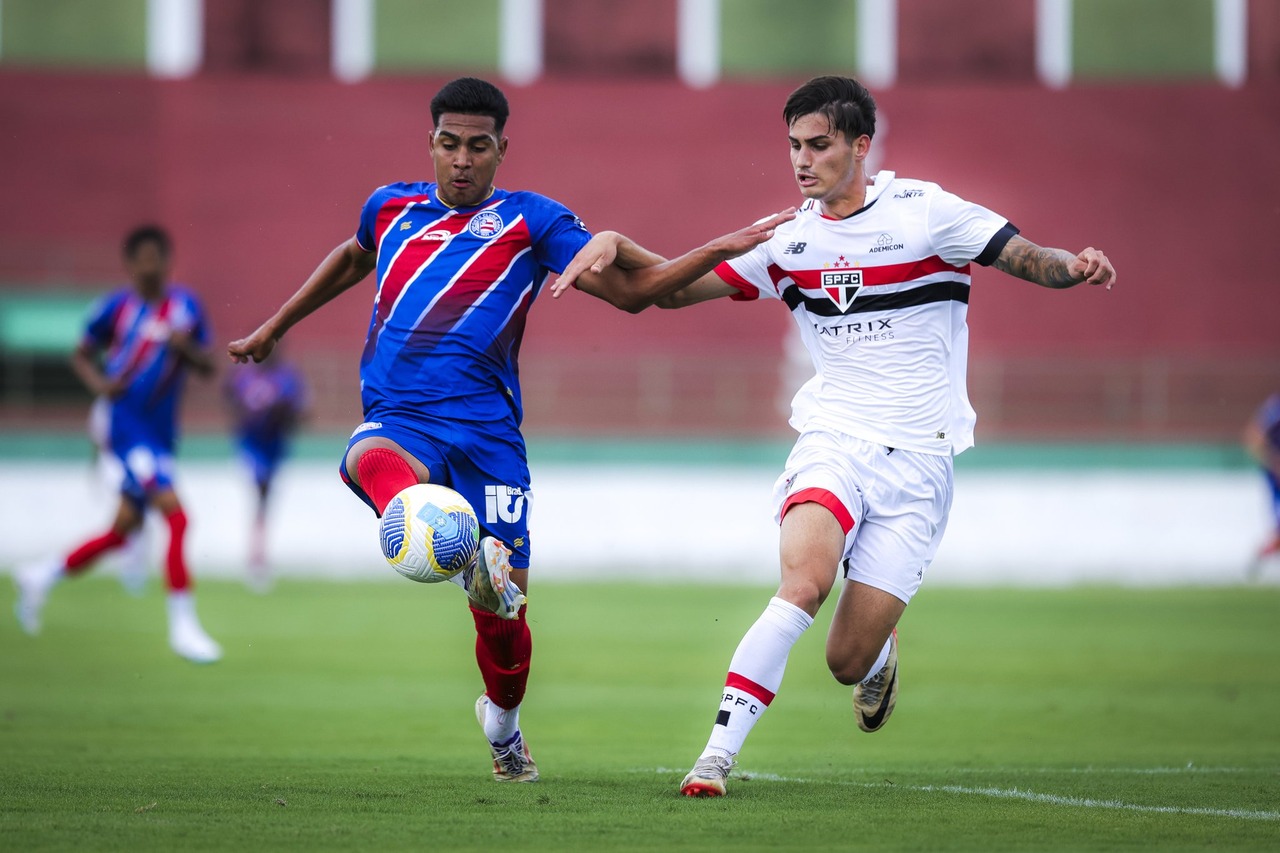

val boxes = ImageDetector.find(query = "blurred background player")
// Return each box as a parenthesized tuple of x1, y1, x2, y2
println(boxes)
(225, 352, 307, 589)
(228, 77, 789, 783)
(1244, 393, 1280, 578)
(14, 225, 222, 664)
(555, 75, 1116, 797)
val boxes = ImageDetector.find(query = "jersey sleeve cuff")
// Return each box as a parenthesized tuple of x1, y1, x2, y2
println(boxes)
(715, 261, 760, 301)
(354, 233, 375, 254)
(975, 222, 1019, 266)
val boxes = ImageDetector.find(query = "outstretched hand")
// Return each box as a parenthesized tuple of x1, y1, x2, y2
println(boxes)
(227, 324, 279, 364)
(1070, 247, 1116, 290)
(551, 232, 622, 298)
(706, 208, 797, 258)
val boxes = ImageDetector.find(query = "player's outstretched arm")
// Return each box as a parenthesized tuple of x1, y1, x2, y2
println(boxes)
(554, 208, 795, 313)
(228, 238, 376, 363)
(992, 235, 1116, 290)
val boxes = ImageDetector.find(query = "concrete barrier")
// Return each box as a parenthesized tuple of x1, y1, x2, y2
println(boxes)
(2, 460, 1273, 587)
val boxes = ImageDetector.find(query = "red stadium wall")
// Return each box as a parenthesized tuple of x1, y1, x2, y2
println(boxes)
(1, 73, 1277, 436)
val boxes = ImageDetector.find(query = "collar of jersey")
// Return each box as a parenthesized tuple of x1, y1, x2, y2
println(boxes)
(817, 170, 895, 221)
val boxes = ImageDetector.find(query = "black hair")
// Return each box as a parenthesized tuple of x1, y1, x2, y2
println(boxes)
(123, 224, 172, 259)
(783, 76, 877, 141)
(430, 77, 510, 135)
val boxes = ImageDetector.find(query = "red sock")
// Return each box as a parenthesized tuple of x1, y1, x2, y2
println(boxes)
(164, 508, 191, 592)
(64, 530, 128, 575)
(356, 448, 419, 514)
(471, 604, 532, 710)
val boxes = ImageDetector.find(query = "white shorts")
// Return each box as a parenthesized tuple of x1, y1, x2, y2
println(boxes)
(771, 430, 954, 604)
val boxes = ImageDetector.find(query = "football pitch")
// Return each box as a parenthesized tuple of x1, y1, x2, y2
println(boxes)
(2, 578, 1277, 851)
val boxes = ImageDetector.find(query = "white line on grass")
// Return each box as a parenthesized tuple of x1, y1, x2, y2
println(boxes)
(644, 768, 1280, 822)
(903, 784, 1280, 822)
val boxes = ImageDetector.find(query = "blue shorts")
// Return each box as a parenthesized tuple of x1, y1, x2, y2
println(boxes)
(340, 416, 534, 569)
(109, 438, 177, 505)
(238, 434, 286, 487)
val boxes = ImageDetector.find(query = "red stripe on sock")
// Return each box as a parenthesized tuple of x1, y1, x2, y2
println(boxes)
(471, 604, 532, 710)
(64, 529, 128, 573)
(725, 671, 776, 706)
(782, 487, 855, 534)
(164, 508, 191, 591)
(355, 448, 420, 514)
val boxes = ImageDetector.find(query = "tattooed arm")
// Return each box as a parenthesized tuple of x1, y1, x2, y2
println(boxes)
(992, 235, 1116, 290)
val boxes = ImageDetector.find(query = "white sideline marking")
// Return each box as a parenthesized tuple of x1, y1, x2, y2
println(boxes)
(903, 784, 1280, 822)
(646, 768, 1280, 821)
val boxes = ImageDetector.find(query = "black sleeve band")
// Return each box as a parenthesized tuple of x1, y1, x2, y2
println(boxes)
(975, 222, 1020, 267)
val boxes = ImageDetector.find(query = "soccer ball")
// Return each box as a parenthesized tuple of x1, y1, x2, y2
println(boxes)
(379, 484, 480, 583)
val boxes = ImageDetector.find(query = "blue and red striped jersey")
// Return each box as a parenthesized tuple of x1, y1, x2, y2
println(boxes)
(82, 285, 209, 449)
(354, 182, 591, 427)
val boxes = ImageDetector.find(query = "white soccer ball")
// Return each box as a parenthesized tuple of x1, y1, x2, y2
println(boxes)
(379, 483, 480, 583)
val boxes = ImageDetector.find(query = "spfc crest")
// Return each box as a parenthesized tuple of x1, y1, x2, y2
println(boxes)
(820, 269, 863, 312)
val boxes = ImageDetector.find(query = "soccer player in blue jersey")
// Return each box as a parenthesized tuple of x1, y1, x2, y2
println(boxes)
(15, 225, 222, 664)
(228, 77, 791, 783)
(226, 355, 307, 588)
(1245, 393, 1280, 577)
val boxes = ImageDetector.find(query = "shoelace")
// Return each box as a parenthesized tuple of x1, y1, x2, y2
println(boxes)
(493, 739, 527, 775)
(860, 666, 888, 706)
(692, 755, 734, 778)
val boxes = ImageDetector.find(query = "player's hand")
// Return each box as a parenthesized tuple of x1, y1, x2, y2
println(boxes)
(227, 325, 279, 364)
(551, 232, 623, 298)
(1070, 247, 1116, 290)
(706, 208, 797, 258)
(97, 375, 130, 399)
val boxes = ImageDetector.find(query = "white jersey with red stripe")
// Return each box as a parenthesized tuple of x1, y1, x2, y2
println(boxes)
(716, 171, 1017, 456)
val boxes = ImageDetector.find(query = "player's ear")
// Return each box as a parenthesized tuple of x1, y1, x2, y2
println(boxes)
(853, 134, 871, 161)
(496, 136, 509, 163)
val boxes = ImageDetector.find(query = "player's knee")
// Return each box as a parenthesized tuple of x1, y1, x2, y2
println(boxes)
(775, 576, 826, 616)
(826, 650, 874, 686)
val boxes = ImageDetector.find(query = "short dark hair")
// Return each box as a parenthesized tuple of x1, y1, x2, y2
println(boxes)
(783, 76, 876, 141)
(123, 225, 172, 259)
(430, 77, 510, 135)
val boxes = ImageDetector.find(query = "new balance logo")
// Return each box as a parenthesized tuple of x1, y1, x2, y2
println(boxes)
(783, 242, 807, 255)
(399, 221, 413, 231)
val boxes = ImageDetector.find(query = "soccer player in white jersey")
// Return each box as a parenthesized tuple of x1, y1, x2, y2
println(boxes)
(553, 76, 1116, 797)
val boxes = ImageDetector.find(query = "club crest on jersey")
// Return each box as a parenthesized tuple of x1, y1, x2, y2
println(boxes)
(820, 269, 863, 312)
(468, 211, 504, 238)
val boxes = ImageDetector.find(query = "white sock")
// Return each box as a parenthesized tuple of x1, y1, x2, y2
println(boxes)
(861, 636, 893, 684)
(167, 590, 198, 627)
(483, 696, 520, 745)
(703, 596, 813, 759)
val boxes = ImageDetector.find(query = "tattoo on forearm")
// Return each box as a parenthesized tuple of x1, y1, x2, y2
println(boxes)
(993, 239, 1080, 289)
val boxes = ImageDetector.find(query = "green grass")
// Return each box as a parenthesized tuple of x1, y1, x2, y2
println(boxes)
(2, 579, 1278, 851)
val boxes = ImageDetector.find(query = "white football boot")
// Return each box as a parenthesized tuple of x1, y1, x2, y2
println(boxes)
(13, 558, 62, 636)
(680, 753, 735, 797)
(475, 695, 539, 782)
(167, 593, 222, 664)
(462, 537, 526, 620)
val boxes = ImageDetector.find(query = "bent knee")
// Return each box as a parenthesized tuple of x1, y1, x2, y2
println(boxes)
(827, 651, 876, 686)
